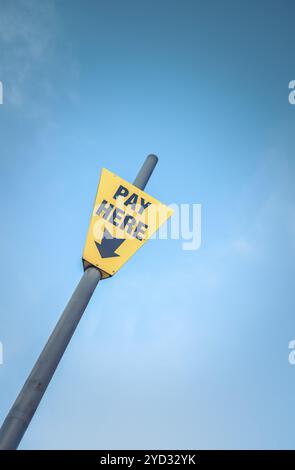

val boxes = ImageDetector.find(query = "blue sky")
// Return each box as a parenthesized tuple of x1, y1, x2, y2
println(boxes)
(0, 0, 295, 449)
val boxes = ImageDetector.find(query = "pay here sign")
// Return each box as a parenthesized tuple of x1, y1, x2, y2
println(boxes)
(83, 168, 173, 278)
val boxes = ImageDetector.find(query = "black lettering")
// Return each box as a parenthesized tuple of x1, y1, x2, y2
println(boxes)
(113, 185, 129, 200)
(96, 200, 114, 219)
(134, 221, 148, 241)
(124, 193, 138, 210)
(121, 215, 137, 234)
(111, 208, 125, 226)
(138, 198, 151, 215)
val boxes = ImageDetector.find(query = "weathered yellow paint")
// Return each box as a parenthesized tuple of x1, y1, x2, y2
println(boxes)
(82, 168, 173, 278)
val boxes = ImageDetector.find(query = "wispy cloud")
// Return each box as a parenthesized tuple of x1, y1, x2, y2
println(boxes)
(0, 0, 58, 107)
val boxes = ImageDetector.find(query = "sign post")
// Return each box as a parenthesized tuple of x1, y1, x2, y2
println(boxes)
(0, 154, 172, 450)
(82, 168, 173, 278)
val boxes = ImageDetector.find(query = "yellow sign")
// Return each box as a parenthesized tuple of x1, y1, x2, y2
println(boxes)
(82, 168, 173, 278)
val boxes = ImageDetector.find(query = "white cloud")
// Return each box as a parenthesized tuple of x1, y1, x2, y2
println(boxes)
(0, 0, 58, 107)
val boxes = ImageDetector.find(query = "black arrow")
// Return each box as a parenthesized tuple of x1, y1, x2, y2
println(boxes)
(95, 227, 125, 258)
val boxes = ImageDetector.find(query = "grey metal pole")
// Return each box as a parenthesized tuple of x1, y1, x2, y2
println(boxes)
(0, 154, 158, 450)
(0, 267, 101, 450)
(133, 154, 158, 190)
